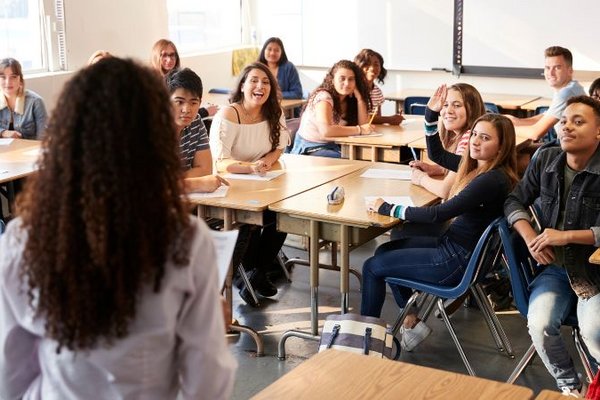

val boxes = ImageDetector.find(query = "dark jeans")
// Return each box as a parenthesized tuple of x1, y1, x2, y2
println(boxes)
(361, 234, 471, 318)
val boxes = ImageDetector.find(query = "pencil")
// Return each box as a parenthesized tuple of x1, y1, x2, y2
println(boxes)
(367, 105, 378, 125)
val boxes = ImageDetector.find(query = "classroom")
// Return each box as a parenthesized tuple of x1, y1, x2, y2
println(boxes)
(1, 0, 600, 399)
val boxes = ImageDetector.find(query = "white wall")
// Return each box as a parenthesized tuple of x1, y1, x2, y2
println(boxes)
(22, 1, 598, 114)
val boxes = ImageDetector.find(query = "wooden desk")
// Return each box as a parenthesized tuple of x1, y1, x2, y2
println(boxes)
(189, 154, 369, 355)
(0, 139, 41, 184)
(534, 389, 565, 400)
(269, 162, 438, 358)
(203, 93, 306, 118)
(252, 350, 534, 400)
(0, 139, 41, 217)
(521, 97, 552, 112)
(335, 116, 425, 163)
(385, 88, 542, 111)
(590, 248, 600, 265)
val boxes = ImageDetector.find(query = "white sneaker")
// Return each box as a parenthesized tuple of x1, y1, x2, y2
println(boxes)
(399, 321, 432, 352)
(560, 387, 582, 397)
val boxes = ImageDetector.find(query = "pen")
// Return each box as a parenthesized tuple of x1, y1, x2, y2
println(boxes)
(410, 147, 418, 161)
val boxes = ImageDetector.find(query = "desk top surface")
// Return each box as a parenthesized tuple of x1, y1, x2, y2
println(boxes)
(203, 93, 306, 111)
(0, 139, 41, 183)
(269, 162, 438, 228)
(534, 389, 567, 400)
(252, 350, 534, 400)
(334, 116, 425, 147)
(385, 88, 542, 110)
(408, 133, 531, 151)
(188, 154, 369, 211)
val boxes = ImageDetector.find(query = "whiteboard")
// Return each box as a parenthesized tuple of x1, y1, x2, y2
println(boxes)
(255, 0, 454, 71)
(462, 0, 600, 71)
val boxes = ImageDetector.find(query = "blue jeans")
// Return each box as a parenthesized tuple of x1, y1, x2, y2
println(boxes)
(360, 234, 471, 317)
(290, 133, 341, 158)
(527, 265, 600, 390)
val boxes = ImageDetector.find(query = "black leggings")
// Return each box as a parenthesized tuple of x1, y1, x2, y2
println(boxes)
(231, 211, 287, 275)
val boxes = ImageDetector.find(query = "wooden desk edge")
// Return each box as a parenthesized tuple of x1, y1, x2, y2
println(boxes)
(589, 247, 600, 265)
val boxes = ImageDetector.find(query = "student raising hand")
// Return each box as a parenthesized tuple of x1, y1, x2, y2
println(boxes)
(427, 84, 448, 112)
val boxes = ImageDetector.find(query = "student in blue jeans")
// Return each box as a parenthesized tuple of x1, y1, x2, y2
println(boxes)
(504, 95, 600, 396)
(361, 113, 519, 351)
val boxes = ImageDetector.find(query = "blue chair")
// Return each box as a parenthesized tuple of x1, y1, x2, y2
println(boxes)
(485, 102, 500, 114)
(208, 88, 231, 95)
(0, 219, 5, 234)
(385, 217, 512, 376)
(403, 96, 430, 115)
(534, 105, 557, 143)
(497, 219, 595, 384)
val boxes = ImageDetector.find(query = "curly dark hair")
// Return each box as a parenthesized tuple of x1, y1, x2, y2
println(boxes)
(353, 49, 387, 84)
(17, 57, 193, 352)
(230, 62, 284, 152)
(307, 60, 372, 125)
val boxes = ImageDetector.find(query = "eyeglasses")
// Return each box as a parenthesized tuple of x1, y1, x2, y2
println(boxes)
(160, 52, 177, 59)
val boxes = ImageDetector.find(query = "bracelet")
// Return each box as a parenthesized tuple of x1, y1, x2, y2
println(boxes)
(356, 125, 363, 135)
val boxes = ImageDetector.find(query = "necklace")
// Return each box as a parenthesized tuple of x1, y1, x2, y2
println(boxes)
(240, 102, 262, 123)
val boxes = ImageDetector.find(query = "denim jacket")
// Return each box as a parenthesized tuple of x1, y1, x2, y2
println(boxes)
(0, 89, 47, 139)
(505, 146, 600, 298)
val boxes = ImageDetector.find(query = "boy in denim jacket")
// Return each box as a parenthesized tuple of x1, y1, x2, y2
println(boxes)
(504, 96, 600, 395)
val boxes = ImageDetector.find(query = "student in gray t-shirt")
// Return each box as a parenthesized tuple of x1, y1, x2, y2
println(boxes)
(506, 46, 585, 142)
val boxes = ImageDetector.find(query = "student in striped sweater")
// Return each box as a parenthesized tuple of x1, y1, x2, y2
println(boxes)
(354, 49, 404, 125)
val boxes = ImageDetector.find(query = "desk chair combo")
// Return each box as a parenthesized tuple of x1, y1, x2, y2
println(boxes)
(497, 219, 595, 384)
(384, 218, 514, 376)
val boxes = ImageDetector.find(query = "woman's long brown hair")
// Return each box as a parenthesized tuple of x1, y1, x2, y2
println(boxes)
(18, 58, 193, 352)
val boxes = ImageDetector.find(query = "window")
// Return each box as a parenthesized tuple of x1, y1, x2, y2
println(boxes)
(0, 0, 44, 70)
(167, 0, 243, 54)
(0, 0, 67, 72)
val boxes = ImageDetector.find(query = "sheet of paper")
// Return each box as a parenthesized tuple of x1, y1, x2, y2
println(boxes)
(186, 185, 229, 199)
(0, 139, 14, 146)
(348, 133, 383, 138)
(210, 229, 239, 289)
(365, 196, 415, 209)
(360, 168, 412, 180)
(223, 170, 285, 181)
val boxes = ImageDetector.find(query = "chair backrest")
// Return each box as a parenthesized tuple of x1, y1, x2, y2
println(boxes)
(484, 102, 499, 114)
(0, 219, 5, 235)
(534, 106, 557, 143)
(497, 219, 538, 317)
(449, 217, 504, 298)
(409, 104, 427, 115)
(403, 96, 430, 115)
(208, 88, 231, 95)
(384, 218, 503, 302)
(285, 117, 301, 153)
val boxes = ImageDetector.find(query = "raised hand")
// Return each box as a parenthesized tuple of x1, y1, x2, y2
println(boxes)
(427, 84, 447, 112)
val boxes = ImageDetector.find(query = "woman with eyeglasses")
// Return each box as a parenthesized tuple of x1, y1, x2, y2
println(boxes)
(151, 39, 218, 119)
